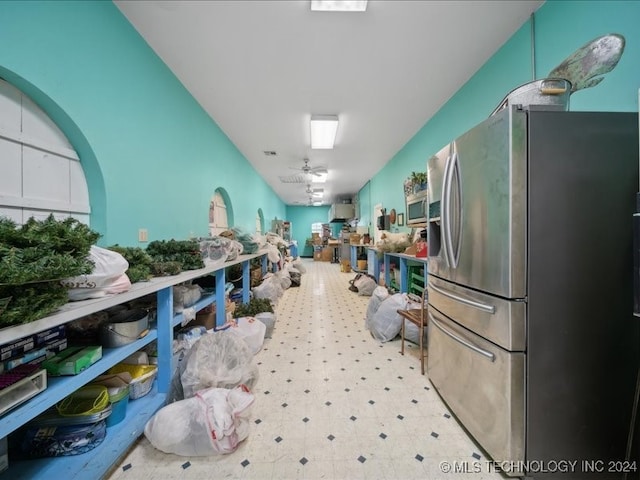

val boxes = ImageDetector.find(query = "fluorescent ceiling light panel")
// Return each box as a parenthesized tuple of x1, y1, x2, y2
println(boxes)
(311, 1, 368, 12)
(313, 201, 323, 206)
(310, 115, 339, 149)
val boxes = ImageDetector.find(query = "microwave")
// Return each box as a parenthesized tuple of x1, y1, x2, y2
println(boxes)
(405, 190, 428, 226)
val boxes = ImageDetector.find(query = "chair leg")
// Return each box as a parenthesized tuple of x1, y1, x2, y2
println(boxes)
(400, 318, 405, 355)
(419, 323, 425, 375)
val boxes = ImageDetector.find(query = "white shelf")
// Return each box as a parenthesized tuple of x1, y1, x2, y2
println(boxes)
(0, 251, 267, 479)
(0, 253, 264, 345)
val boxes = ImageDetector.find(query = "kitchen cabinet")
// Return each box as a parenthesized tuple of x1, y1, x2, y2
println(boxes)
(0, 251, 266, 480)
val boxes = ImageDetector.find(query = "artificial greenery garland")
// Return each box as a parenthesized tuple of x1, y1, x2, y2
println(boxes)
(0, 215, 100, 326)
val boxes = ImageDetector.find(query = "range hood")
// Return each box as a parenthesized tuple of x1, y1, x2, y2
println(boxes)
(329, 203, 355, 223)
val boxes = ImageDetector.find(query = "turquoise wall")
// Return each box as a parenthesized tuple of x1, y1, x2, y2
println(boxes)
(363, 0, 640, 233)
(0, 1, 285, 246)
(3, 1, 638, 247)
(285, 205, 330, 256)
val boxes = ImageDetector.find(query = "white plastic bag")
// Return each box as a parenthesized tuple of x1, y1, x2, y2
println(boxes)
(365, 286, 390, 330)
(62, 246, 130, 300)
(229, 317, 267, 355)
(252, 276, 283, 303)
(403, 318, 428, 345)
(170, 330, 259, 402)
(66, 273, 132, 301)
(292, 260, 306, 273)
(255, 312, 276, 338)
(354, 274, 377, 296)
(369, 293, 408, 342)
(145, 384, 254, 456)
(173, 284, 203, 313)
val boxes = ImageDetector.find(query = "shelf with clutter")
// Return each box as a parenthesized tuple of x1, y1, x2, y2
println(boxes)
(0, 216, 272, 479)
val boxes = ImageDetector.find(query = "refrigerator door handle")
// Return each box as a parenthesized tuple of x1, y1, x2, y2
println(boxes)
(440, 156, 451, 266)
(429, 281, 496, 314)
(442, 151, 454, 266)
(449, 151, 462, 267)
(430, 313, 496, 362)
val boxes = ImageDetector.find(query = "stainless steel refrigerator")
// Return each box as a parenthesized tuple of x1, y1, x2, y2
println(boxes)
(426, 105, 640, 478)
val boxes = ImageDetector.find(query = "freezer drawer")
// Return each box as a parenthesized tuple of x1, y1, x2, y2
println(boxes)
(428, 275, 525, 351)
(427, 307, 525, 470)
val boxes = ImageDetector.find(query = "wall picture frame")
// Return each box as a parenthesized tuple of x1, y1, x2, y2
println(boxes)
(397, 213, 405, 226)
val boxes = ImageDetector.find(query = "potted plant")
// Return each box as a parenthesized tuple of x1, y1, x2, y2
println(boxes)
(410, 171, 427, 193)
(404, 171, 427, 196)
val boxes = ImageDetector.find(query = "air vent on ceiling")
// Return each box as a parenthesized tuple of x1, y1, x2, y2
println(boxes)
(279, 174, 306, 184)
(263, 150, 277, 156)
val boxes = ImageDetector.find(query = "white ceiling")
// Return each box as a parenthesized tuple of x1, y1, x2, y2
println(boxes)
(115, 0, 543, 206)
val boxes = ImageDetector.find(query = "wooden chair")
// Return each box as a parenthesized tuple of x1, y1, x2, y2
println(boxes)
(397, 289, 428, 374)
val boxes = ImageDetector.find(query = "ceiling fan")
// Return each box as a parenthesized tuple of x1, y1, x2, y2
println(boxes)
(290, 158, 327, 177)
(305, 183, 323, 197)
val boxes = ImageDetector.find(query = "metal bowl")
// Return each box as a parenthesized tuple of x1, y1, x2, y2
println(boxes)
(491, 78, 571, 116)
(99, 308, 149, 348)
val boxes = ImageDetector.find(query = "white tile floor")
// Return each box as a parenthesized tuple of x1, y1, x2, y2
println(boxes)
(108, 259, 507, 480)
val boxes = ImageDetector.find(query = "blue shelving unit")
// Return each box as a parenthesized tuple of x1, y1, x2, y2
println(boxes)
(0, 252, 266, 480)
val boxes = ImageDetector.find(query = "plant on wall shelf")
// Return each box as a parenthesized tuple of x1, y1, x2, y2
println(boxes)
(405, 171, 427, 196)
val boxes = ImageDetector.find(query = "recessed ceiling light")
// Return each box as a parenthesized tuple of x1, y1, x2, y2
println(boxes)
(263, 150, 277, 156)
(311, 1, 368, 12)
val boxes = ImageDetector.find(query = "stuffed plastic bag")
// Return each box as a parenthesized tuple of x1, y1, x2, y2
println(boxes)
(255, 312, 276, 338)
(145, 384, 254, 456)
(292, 260, 306, 273)
(276, 271, 292, 290)
(252, 275, 284, 303)
(403, 318, 428, 345)
(173, 284, 203, 313)
(354, 274, 377, 296)
(365, 286, 390, 329)
(170, 330, 259, 402)
(229, 317, 267, 355)
(369, 293, 409, 342)
(66, 273, 132, 301)
(62, 246, 129, 289)
(62, 246, 131, 300)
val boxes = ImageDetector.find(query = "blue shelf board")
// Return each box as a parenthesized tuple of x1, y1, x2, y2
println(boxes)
(1, 385, 166, 480)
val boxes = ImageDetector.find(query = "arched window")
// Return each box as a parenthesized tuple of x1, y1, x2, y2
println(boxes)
(209, 190, 228, 236)
(0, 79, 90, 225)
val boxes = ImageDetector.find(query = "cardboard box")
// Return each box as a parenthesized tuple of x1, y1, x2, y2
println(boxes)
(192, 304, 216, 330)
(1, 335, 35, 361)
(35, 325, 66, 346)
(349, 233, 361, 245)
(321, 247, 333, 262)
(43, 346, 102, 376)
(313, 251, 322, 261)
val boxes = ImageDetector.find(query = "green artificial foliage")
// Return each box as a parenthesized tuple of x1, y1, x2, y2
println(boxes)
(150, 261, 182, 276)
(146, 239, 204, 271)
(233, 298, 274, 318)
(0, 214, 101, 326)
(108, 245, 153, 283)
